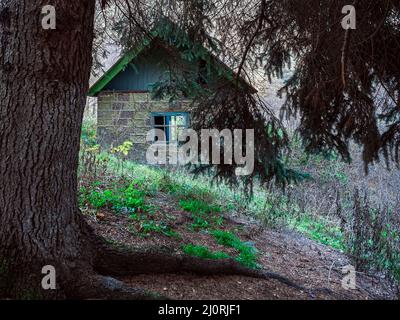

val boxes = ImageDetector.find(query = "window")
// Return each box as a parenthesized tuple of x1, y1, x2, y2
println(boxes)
(151, 112, 189, 143)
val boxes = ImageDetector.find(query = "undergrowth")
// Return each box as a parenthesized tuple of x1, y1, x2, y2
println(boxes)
(211, 230, 259, 268)
(179, 199, 223, 230)
(79, 182, 147, 214)
(182, 244, 230, 260)
(79, 120, 400, 289)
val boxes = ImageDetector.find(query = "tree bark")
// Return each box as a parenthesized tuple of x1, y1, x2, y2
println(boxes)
(0, 0, 309, 300)
(0, 0, 96, 299)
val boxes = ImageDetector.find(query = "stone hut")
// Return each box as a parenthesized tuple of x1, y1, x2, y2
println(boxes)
(88, 37, 256, 163)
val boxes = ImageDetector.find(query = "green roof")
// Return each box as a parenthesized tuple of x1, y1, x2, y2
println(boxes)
(88, 35, 257, 97)
(88, 38, 152, 97)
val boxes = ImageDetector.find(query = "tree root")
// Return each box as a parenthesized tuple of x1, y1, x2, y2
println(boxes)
(94, 242, 367, 299)
(94, 244, 305, 291)
(89, 235, 358, 299)
(71, 274, 166, 300)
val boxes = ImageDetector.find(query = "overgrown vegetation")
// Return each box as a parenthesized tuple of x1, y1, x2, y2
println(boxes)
(290, 215, 345, 251)
(78, 119, 400, 291)
(342, 191, 400, 283)
(80, 183, 146, 213)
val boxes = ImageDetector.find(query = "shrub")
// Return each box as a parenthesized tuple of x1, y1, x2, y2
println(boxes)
(111, 141, 134, 176)
(342, 191, 400, 283)
(79, 121, 111, 185)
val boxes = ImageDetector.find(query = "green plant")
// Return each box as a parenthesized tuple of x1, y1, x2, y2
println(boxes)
(253, 193, 300, 228)
(139, 220, 179, 238)
(182, 244, 230, 260)
(111, 140, 134, 175)
(211, 230, 259, 269)
(343, 192, 400, 284)
(79, 183, 146, 214)
(79, 120, 110, 185)
(127, 211, 180, 238)
(211, 230, 238, 247)
(236, 250, 259, 269)
(81, 120, 97, 147)
(180, 199, 223, 230)
(159, 172, 182, 194)
(111, 140, 133, 157)
(290, 215, 345, 251)
(119, 184, 146, 211)
(164, 178, 215, 203)
(85, 189, 112, 209)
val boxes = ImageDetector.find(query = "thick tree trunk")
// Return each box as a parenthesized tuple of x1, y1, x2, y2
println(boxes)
(0, 0, 96, 299)
(0, 0, 308, 300)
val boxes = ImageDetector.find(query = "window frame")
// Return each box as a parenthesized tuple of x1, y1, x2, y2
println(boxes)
(150, 112, 190, 144)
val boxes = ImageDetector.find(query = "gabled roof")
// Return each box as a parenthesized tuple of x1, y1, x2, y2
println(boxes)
(88, 38, 151, 97)
(88, 34, 257, 97)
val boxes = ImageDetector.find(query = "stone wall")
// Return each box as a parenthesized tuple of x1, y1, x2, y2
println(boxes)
(97, 92, 191, 163)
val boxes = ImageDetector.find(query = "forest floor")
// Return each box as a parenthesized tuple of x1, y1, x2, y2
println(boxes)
(85, 191, 396, 300)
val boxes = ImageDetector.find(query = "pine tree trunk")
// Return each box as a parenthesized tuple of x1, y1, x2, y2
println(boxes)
(0, 0, 96, 299)
(0, 0, 304, 300)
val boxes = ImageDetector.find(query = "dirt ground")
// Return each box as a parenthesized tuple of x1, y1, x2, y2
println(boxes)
(85, 192, 397, 300)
